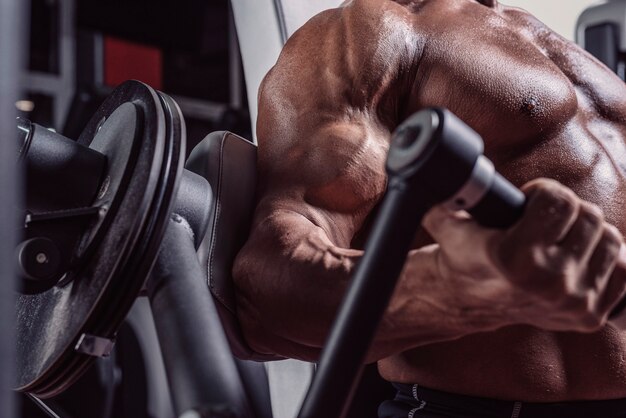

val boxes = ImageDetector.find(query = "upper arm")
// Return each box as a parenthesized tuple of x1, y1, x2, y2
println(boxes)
(232, 10, 391, 354)
(254, 7, 397, 246)
(232, 2, 418, 356)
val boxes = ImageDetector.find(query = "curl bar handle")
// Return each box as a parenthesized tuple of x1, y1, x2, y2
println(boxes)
(299, 108, 526, 418)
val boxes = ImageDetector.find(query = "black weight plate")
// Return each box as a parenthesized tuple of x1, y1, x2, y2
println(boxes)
(34, 89, 186, 397)
(14, 81, 184, 397)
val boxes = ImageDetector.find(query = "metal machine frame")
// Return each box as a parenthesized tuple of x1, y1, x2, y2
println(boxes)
(0, 0, 26, 416)
(577, 0, 626, 80)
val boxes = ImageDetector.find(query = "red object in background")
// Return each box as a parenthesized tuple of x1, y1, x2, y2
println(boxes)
(104, 37, 163, 89)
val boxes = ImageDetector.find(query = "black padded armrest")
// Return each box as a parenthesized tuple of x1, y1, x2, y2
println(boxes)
(186, 131, 284, 362)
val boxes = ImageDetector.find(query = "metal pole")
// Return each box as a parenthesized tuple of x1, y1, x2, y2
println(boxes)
(55, 0, 76, 129)
(0, 0, 27, 416)
(298, 189, 428, 418)
(228, 3, 243, 111)
(147, 218, 254, 418)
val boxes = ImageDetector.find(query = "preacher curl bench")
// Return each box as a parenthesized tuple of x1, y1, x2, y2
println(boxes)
(12, 73, 545, 418)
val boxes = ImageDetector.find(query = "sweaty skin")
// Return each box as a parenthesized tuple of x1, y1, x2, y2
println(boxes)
(233, 0, 626, 402)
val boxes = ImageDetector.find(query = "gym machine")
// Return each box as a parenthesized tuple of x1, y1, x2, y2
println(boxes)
(577, 0, 626, 81)
(15, 80, 257, 417)
(10, 75, 524, 418)
(16, 82, 626, 417)
(1, 0, 27, 417)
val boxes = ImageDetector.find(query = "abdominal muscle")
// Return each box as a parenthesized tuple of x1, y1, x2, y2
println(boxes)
(378, 119, 626, 402)
(378, 324, 626, 402)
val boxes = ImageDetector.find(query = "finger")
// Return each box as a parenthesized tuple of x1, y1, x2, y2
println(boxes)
(558, 202, 605, 263)
(422, 206, 481, 246)
(596, 245, 626, 317)
(508, 179, 579, 246)
(584, 224, 622, 292)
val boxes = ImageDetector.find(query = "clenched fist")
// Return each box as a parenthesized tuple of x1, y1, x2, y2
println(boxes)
(423, 178, 626, 332)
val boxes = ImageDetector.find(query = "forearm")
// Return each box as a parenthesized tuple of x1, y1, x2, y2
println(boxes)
(372, 245, 512, 361)
(234, 218, 510, 362)
(235, 228, 360, 359)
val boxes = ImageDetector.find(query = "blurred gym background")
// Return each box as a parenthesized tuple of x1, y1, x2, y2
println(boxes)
(18, 0, 251, 156)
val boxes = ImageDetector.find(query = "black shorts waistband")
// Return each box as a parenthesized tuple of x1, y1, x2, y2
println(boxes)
(380, 383, 626, 418)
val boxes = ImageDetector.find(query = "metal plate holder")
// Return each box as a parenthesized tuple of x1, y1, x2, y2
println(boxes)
(74, 333, 115, 358)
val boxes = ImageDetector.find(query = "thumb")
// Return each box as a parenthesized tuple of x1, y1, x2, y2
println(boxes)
(604, 245, 626, 322)
(422, 206, 484, 245)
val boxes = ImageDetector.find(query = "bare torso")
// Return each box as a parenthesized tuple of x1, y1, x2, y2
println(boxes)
(240, 0, 626, 402)
(379, 0, 626, 401)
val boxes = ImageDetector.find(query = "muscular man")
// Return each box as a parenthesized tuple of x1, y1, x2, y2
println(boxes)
(233, 0, 626, 416)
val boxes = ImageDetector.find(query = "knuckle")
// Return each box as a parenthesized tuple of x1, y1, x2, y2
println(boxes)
(535, 186, 569, 208)
(590, 270, 607, 292)
(520, 178, 552, 193)
(531, 245, 566, 273)
(544, 264, 586, 301)
(595, 235, 623, 270)
(579, 202, 604, 226)
(521, 178, 562, 194)
(526, 185, 577, 222)
(603, 224, 624, 248)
